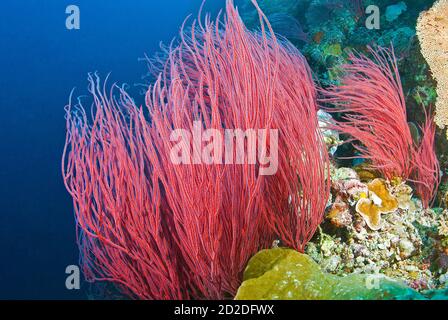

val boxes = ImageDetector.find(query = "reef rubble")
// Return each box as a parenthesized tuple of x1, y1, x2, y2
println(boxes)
(305, 166, 448, 292)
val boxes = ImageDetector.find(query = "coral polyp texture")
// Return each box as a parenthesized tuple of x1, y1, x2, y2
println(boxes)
(417, 0, 448, 137)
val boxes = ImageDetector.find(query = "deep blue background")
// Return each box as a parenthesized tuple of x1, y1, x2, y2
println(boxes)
(0, 0, 224, 299)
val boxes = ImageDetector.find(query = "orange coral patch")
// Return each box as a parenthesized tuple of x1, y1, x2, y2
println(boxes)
(356, 198, 382, 230)
(356, 179, 399, 230)
(367, 178, 398, 213)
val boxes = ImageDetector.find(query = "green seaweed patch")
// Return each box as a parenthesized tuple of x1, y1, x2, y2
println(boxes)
(235, 248, 426, 300)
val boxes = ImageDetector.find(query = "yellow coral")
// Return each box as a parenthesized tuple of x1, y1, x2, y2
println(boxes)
(417, 0, 448, 137)
(355, 179, 398, 230)
(368, 179, 399, 213)
(356, 198, 382, 230)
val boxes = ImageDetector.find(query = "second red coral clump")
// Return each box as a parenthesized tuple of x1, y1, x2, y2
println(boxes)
(321, 46, 440, 207)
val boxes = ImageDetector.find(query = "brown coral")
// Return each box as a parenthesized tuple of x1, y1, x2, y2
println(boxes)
(417, 0, 448, 137)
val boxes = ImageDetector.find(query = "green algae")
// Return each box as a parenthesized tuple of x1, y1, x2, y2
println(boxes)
(235, 248, 426, 300)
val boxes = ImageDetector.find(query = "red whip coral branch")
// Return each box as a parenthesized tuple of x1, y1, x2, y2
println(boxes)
(412, 112, 441, 208)
(145, 0, 330, 296)
(143, 1, 280, 298)
(321, 46, 439, 207)
(321, 47, 415, 180)
(259, 40, 330, 252)
(62, 75, 187, 299)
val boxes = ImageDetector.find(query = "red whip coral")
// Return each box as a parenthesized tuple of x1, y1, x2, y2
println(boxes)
(321, 46, 439, 207)
(322, 47, 415, 180)
(63, 0, 330, 299)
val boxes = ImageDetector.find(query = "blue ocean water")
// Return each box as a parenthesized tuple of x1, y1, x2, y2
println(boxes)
(0, 0, 224, 299)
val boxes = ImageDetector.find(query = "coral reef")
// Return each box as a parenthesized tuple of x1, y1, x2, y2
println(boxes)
(235, 167, 448, 299)
(305, 167, 448, 292)
(239, 0, 445, 172)
(235, 0, 446, 301)
(64, 0, 447, 300)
